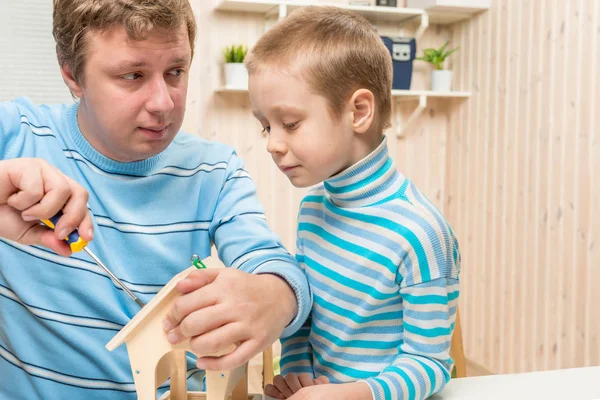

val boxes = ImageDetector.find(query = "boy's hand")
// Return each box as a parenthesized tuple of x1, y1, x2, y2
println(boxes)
(287, 382, 372, 400)
(163, 268, 299, 371)
(0, 158, 93, 256)
(265, 373, 329, 399)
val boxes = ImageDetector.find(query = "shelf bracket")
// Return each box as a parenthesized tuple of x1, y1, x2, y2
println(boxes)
(415, 12, 429, 40)
(395, 95, 427, 138)
(264, 4, 287, 31)
(278, 3, 287, 20)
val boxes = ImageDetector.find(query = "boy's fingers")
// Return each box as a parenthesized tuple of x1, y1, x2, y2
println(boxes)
(264, 384, 286, 399)
(313, 376, 330, 385)
(284, 373, 302, 393)
(298, 373, 314, 388)
(273, 374, 294, 398)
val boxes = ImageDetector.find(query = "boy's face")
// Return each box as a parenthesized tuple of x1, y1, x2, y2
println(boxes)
(249, 68, 356, 188)
(64, 24, 191, 162)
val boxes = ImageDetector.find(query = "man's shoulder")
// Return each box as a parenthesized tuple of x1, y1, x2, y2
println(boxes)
(167, 132, 242, 169)
(6, 96, 72, 127)
(10, 96, 70, 115)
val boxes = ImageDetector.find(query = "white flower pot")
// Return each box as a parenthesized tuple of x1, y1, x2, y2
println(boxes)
(431, 70, 453, 92)
(224, 63, 248, 89)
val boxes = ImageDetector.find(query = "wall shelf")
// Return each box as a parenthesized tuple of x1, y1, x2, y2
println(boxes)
(215, 87, 471, 138)
(215, 0, 428, 37)
(393, 91, 470, 138)
(214, 1, 481, 138)
(392, 89, 471, 99)
(215, 87, 250, 93)
(215, 0, 485, 25)
(216, 87, 471, 98)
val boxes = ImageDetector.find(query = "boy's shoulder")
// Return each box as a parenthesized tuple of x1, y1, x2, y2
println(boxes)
(386, 179, 453, 232)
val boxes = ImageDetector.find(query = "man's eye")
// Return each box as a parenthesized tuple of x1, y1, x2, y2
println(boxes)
(168, 68, 184, 77)
(122, 72, 142, 80)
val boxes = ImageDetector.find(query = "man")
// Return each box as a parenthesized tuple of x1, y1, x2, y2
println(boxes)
(0, 1, 310, 398)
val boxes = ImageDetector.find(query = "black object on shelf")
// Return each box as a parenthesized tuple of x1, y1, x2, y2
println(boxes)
(376, 0, 397, 6)
(380, 37, 416, 90)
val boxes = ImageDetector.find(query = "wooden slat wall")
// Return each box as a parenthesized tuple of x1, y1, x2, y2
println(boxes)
(187, 0, 600, 375)
(447, 0, 600, 374)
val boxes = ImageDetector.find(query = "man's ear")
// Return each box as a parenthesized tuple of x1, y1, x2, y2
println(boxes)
(60, 63, 83, 98)
(349, 89, 375, 134)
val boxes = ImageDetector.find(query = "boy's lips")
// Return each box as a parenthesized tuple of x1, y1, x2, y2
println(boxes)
(279, 165, 299, 173)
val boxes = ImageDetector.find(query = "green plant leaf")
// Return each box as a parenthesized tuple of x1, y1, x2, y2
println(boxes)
(439, 41, 449, 56)
(223, 44, 247, 63)
(442, 47, 459, 60)
(416, 41, 459, 69)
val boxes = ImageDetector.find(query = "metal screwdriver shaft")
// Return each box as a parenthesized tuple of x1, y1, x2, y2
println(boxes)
(83, 247, 145, 309)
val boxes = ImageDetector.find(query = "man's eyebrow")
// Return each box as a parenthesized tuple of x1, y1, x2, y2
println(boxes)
(170, 56, 190, 65)
(114, 60, 147, 70)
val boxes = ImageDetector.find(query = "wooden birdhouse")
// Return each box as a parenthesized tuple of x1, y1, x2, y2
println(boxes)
(106, 256, 258, 400)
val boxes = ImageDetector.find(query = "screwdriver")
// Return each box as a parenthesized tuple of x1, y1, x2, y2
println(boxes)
(40, 211, 145, 309)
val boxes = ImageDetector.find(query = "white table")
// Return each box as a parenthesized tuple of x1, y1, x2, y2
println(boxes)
(432, 367, 600, 400)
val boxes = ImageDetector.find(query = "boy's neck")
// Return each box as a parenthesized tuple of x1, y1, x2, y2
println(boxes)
(323, 135, 404, 208)
(347, 133, 385, 167)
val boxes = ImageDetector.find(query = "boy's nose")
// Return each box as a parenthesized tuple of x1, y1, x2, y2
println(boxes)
(266, 134, 287, 155)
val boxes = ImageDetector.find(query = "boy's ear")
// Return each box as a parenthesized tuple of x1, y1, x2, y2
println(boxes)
(60, 63, 83, 98)
(349, 89, 375, 134)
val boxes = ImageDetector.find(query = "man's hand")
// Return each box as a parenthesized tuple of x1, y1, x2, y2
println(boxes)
(0, 158, 93, 256)
(163, 267, 298, 370)
(265, 373, 329, 399)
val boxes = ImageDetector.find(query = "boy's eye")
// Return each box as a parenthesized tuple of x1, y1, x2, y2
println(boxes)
(122, 72, 143, 80)
(261, 126, 271, 135)
(283, 122, 298, 130)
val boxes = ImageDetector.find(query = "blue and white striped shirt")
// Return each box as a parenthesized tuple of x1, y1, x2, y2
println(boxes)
(0, 97, 311, 400)
(280, 139, 460, 400)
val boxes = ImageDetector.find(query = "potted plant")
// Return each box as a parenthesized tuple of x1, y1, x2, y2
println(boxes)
(223, 44, 248, 89)
(416, 41, 459, 92)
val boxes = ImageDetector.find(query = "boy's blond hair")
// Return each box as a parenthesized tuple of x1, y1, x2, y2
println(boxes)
(245, 6, 393, 132)
(53, 0, 196, 83)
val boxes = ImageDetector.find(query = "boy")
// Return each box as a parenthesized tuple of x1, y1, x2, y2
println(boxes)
(0, 1, 311, 399)
(246, 6, 461, 400)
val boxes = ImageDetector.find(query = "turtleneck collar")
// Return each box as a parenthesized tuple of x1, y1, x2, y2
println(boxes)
(323, 137, 406, 208)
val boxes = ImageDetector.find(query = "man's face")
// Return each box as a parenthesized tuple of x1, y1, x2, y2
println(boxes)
(68, 24, 191, 162)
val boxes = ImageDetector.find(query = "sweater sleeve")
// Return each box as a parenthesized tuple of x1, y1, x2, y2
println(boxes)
(362, 278, 459, 400)
(208, 151, 311, 337)
(279, 241, 314, 375)
(362, 204, 461, 400)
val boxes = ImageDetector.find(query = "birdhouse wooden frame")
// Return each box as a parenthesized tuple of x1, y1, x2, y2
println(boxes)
(106, 256, 258, 400)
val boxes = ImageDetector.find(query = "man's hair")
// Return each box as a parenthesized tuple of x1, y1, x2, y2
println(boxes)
(245, 6, 393, 132)
(53, 0, 196, 83)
